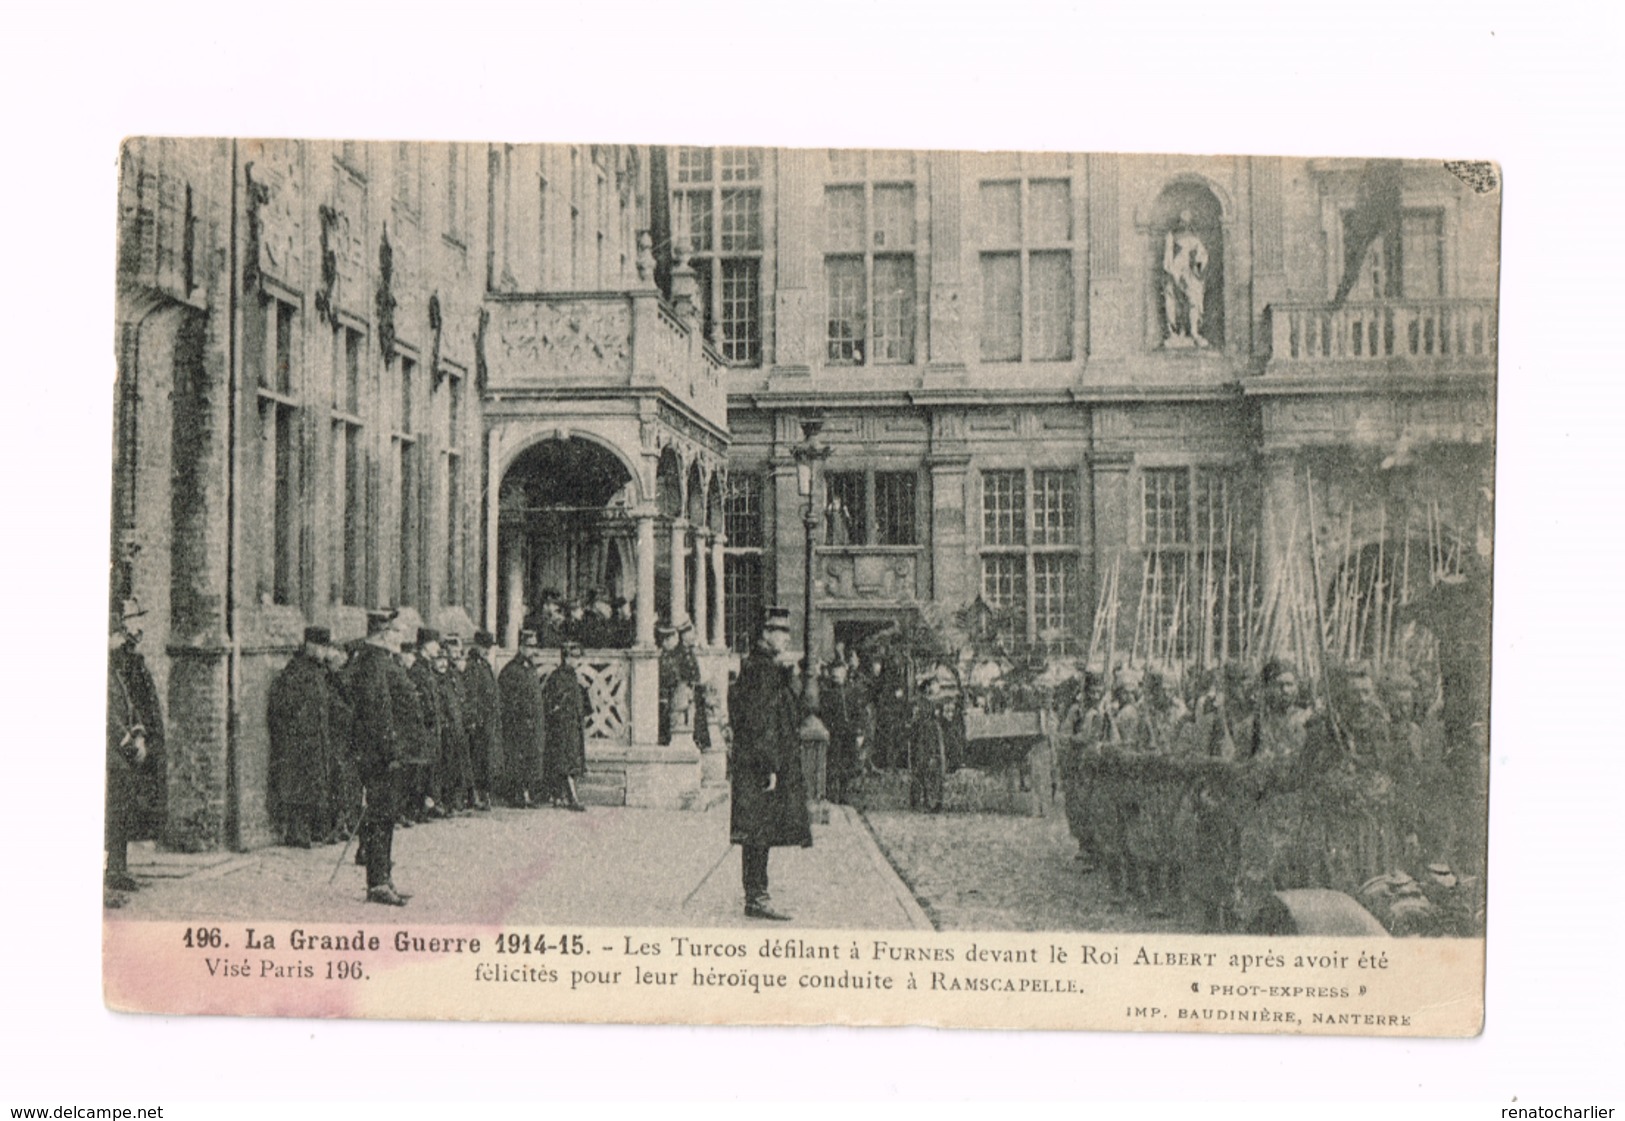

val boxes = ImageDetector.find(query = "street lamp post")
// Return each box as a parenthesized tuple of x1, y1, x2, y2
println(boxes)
(792, 416, 832, 806)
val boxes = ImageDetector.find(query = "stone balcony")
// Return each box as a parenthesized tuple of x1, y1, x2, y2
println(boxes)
(1263, 298, 1497, 378)
(483, 289, 729, 429)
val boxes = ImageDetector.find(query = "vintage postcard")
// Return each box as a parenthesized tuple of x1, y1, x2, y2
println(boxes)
(104, 139, 1495, 1035)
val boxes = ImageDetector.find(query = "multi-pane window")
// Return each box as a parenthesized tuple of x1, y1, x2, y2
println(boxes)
(330, 325, 366, 606)
(439, 371, 465, 607)
(672, 146, 764, 364)
(723, 472, 763, 549)
(1140, 467, 1239, 660)
(391, 356, 420, 607)
(980, 468, 1080, 650)
(251, 293, 300, 607)
(723, 471, 766, 651)
(824, 153, 918, 365)
(979, 176, 1074, 361)
(823, 469, 918, 547)
(1344, 207, 1445, 300)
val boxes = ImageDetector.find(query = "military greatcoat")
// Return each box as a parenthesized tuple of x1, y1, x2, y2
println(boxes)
(499, 654, 547, 797)
(462, 650, 503, 790)
(539, 663, 589, 791)
(728, 648, 812, 849)
(266, 652, 336, 822)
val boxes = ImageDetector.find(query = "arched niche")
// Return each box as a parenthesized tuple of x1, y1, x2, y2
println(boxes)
(496, 437, 636, 643)
(1151, 180, 1226, 350)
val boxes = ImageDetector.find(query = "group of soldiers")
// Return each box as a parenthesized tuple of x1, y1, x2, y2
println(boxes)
(265, 611, 590, 906)
(522, 587, 636, 650)
(1054, 655, 1487, 934)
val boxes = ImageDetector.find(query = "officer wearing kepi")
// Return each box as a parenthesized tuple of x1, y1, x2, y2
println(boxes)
(727, 605, 811, 921)
(350, 609, 409, 906)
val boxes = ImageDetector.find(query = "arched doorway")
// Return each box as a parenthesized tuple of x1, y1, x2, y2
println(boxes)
(497, 437, 635, 645)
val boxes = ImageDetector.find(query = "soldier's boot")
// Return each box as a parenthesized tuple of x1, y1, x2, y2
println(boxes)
(745, 895, 791, 921)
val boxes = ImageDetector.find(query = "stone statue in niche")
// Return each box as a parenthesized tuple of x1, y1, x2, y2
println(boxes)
(1161, 209, 1210, 348)
(635, 230, 656, 283)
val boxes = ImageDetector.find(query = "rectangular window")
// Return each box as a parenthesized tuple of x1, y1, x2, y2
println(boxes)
(1029, 251, 1074, 361)
(676, 146, 713, 184)
(724, 553, 765, 653)
(824, 173, 916, 366)
(1031, 469, 1077, 546)
(875, 472, 918, 546)
(671, 146, 764, 366)
(872, 185, 915, 249)
(871, 257, 915, 364)
(1033, 554, 1077, 645)
(724, 473, 763, 549)
(980, 253, 1022, 361)
(332, 420, 364, 606)
(980, 181, 1021, 245)
(1140, 467, 1237, 659)
(718, 147, 760, 182)
(979, 173, 1074, 361)
(980, 556, 1027, 644)
(1142, 467, 1191, 546)
(445, 452, 462, 606)
(825, 187, 865, 251)
(719, 259, 761, 363)
(825, 471, 868, 546)
(251, 293, 300, 607)
(982, 470, 1026, 546)
(825, 257, 866, 363)
(1401, 209, 1444, 298)
(260, 396, 297, 606)
(330, 324, 365, 606)
(980, 467, 1082, 652)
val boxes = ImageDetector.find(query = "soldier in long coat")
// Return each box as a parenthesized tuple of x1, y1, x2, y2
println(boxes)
(499, 631, 548, 807)
(350, 609, 408, 905)
(106, 624, 164, 895)
(390, 642, 435, 825)
(728, 607, 811, 921)
(404, 630, 446, 820)
(266, 626, 338, 848)
(323, 643, 361, 842)
(539, 644, 589, 810)
(462, 630, 502, 811)
(435, 639, 473, 814)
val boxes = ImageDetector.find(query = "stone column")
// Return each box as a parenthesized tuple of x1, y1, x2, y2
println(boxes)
(635, 510, 656, 648)
(670, 518, 690, 626)
(709, 532, 727, 648)
(501, 523, 525, 648)
(691, 528, 709, 644)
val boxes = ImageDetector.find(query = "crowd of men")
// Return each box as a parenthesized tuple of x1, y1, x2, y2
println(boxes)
(1054, 655, 1487, 935)
(105, 619, 165, 902)
(521, 587, 636, 650)
(263, 611, 590, 906)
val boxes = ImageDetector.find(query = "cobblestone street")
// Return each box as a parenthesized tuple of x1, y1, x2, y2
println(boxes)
(861, 810, 1198, 934)
(109, 802, 930, 931)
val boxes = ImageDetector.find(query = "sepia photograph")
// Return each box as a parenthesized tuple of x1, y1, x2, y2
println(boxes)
(102, 139, 1494, 1033)
(7, 0, 1623, 1112)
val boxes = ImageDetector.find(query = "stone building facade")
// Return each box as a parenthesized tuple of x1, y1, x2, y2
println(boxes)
(113, 142, 1497, 851)
(717, 152, 1497, 675)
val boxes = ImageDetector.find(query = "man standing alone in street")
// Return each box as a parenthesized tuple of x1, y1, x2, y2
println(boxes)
(727, 606, 811, 921)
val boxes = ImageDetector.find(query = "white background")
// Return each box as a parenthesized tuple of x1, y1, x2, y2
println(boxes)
(1, 0, 1619, 1108)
